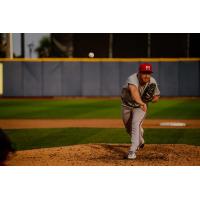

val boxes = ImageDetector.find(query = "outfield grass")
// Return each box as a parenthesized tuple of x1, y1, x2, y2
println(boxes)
(147, 99, 200, 119)
(0, 99, 120, 119)
(5, 128, 200, 150)
(0, 98, 200, 119)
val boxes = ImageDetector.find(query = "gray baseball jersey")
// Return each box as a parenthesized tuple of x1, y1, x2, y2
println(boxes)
(121, 73, 160, 108)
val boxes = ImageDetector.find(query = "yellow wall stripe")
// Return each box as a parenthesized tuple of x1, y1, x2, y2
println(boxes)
(0, 58, 200, 62)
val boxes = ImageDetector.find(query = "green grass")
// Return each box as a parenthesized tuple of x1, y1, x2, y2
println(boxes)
(0, 98, 200, 119)
(0, 99, 121, 119)
(5, 128, 200, 150)
(147, 99, 200, 119)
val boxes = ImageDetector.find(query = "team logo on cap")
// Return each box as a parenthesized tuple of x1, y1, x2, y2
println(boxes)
(146, 65, 151, 70)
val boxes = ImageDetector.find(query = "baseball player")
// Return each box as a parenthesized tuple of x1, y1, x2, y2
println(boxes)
(121, 63, 160, 159)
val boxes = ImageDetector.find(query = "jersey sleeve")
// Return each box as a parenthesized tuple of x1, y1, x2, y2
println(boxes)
(127, 75, 139, 88)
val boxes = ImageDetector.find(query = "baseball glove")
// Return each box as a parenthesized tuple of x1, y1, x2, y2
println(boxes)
(141, 83, 156, 103)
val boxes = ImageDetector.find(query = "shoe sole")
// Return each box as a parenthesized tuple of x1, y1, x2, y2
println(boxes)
(127, 157, 136, 160)
(127, 154, 137, 160)
(123, 154, 136, 160)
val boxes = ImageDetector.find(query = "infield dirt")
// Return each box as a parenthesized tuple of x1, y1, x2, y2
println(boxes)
(6, 144, 200, 166)
(3, 118, 200, 166)
(1, 119, 200, 129)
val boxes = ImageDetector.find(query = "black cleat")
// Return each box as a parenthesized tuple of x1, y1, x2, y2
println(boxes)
(137, 143, 145, 151)
(139, 143, 145, 149)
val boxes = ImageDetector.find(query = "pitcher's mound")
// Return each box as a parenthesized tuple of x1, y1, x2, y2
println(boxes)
(6, 144, 200, 166)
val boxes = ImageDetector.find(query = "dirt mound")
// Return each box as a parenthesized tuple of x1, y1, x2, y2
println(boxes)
(6, 144, 200, 166)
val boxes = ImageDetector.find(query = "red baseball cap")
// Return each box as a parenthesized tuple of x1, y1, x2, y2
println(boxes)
(139, 63, 153, 73)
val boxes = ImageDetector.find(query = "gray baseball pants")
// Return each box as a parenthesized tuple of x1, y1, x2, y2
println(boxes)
(121, 106, 146, 153)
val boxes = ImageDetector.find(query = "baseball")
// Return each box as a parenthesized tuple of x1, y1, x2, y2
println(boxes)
(88, 52, 94, 58)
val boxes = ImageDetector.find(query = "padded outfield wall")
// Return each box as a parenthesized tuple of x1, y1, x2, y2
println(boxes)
(1, 58, 200, 97)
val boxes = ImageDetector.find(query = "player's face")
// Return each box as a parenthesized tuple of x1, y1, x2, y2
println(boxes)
(139, 73, 151, 84)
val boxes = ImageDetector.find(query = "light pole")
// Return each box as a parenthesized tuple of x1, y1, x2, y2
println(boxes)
(147, 33, 151, 58)
(21, 33, 25, 58)
(6, 33, 13, 58)
(109, 33, 113, 58)
(28, 43, 34, 58)
(186, 33, 190, 58)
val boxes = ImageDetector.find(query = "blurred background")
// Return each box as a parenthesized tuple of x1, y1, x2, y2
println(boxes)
(0, 33, 200, 97)
(0, 33, 200, 58)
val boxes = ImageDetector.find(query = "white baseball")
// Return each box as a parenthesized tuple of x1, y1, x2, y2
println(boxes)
(88, 52, 94, 58)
